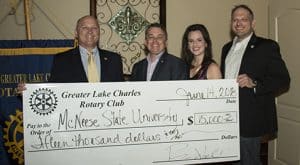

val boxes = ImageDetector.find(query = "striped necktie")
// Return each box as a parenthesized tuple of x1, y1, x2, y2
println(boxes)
(87, 51, 100, 82)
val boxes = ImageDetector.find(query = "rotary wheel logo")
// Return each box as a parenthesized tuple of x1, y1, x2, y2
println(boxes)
(3, 109, 24, 165)
(29, 88, 58, 115)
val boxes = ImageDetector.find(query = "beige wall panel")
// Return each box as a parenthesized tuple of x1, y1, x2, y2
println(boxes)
(0, 0, 27, 39)
(269, 0, 300, 164)
(166, 0, 268, 64)
(0, 0, 89, 39)
(275, 116, 300, 164)
(276, 10, 300, 107)
(276, 104, 300, 165)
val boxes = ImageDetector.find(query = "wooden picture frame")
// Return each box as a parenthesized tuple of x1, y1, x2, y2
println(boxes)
(90, 0, 166, 26)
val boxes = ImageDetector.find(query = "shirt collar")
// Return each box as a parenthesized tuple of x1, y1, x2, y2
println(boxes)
(233, 32, 253, 46)
(146, 51, 164, 63)
(79, 46, 98, 56)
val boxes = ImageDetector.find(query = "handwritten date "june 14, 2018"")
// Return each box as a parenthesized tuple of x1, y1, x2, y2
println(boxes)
(176, 87, 237, 105)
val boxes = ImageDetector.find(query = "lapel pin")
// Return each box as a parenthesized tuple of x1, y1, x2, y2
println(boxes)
(104, 57, 108, 61)
(250, 45, 255, 48)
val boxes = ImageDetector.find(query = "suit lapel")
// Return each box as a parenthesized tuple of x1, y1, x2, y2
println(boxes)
(221, 43, 233, 75)
(99, 49, 109, 81)
(239, 34, 258, 74)
(140, 60, 147, 81)
(244, 34, 258, 56)
(73, 48, 88, 81)
(151, 53, 166, 81)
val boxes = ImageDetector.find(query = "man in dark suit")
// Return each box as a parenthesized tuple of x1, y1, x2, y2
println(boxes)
(220, 5, 290, 165)
(17, 15, 123, 92)
(49, 15, 123, 82)
(130, 23, 187, 81)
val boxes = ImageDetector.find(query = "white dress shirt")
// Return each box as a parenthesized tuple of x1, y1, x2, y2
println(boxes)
(225, 33, 253, 79)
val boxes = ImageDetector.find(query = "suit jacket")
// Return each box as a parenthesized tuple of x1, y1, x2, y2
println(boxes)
(220, 34, 290, 137)
(49, 47, 124, 82)
(130, 52, 188, 81)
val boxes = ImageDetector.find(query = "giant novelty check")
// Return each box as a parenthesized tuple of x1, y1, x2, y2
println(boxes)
(23, 80, 240, 165)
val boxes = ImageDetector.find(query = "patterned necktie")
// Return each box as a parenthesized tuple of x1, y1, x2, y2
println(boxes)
(87, 51, 100, 82)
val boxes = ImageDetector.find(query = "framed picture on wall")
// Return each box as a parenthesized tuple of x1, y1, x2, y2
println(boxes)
(89, 0, 166, 75)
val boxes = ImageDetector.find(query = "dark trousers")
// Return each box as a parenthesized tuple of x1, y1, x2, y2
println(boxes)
(232, 136, 262, 165)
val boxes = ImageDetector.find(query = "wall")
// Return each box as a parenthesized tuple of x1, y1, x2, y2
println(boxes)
(0, 0, 89, 39)
(0, 0, 268, 65)
(268, 0, 300, 164)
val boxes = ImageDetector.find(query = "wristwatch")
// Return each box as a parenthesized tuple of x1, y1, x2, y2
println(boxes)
(253, 79, 257, 87)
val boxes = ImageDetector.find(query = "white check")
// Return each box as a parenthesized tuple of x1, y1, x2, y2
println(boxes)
(23, 80, 240, 165)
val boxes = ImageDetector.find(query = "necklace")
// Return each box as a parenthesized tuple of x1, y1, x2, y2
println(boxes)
(191, 61, 202, 69)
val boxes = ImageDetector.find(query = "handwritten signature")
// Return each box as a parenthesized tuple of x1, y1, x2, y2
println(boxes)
(167, 143, 224, 161)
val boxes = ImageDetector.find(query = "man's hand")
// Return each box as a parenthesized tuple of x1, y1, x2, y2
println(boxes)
(17, 83, 26, 95)
(237, 74, 256, 88)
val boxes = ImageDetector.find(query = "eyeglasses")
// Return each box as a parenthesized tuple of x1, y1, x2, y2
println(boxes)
(146, 36, 166, 42)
